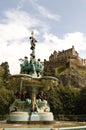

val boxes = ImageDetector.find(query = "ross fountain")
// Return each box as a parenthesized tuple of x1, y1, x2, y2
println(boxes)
(7, 31, 58, 124)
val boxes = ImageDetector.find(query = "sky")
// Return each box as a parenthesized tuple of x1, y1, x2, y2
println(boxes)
(0, 0, 86, 74)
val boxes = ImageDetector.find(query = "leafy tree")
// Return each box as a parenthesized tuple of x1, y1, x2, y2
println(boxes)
(8, 77, 21, 93)
(0, 62, 15, 115)
(0, 66, 5, 88)
(1, 62, 11, 86)
(47, 85, 80, 119)
(58, 86, 79, 115)
(47, 86, 63, 119)
(0, 87, 15, 115)
(75, 87, 86, 115)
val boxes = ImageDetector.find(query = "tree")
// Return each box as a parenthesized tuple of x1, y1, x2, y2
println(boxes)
(1, 62, 11, 86)
(47, 86, 63, 119)
(0, 66, 5, 88)
(58, 86, 79, 115)
(0, 87, 15, 115)
(47, 84, 80, 119)
(0, 62, 15, 115)
(75, 87, 86, 115)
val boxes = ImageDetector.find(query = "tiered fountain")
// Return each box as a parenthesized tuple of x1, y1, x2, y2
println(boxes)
(7, 32, 58, 124)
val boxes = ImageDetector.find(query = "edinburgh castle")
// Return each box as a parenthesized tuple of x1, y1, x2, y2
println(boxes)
(44, 46, 86, 76)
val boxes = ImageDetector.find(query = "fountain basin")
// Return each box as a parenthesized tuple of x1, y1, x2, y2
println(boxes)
(11, 74, 58, 89)
(7, 111, 54, 123)
(7, 74, 58, 123)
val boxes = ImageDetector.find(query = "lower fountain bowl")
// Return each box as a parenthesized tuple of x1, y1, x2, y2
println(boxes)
(7, 112, 55, 124)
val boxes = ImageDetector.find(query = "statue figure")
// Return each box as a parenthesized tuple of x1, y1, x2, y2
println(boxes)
(19, 31, 44, 77)
(30, 55, 36, 74)
(29, 31, 37, 58)
(36, 59, 44, 77)
(20, 56, 29, 74)
(29, 36, 37, 50)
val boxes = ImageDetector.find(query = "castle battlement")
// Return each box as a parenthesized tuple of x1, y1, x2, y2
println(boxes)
(44, 46, 86, 76)
(50, 46, 77, 60)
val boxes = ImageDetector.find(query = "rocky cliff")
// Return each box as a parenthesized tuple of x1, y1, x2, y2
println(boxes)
(57, 67, 86, 88)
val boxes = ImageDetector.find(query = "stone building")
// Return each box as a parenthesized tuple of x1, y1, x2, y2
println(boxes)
(44, 46, 86, 76)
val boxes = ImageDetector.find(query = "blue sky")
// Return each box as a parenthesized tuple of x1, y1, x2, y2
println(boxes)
(0, 0, 86, 74)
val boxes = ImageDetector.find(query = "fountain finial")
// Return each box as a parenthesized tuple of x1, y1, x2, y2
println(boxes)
(31, 31, 34, 36)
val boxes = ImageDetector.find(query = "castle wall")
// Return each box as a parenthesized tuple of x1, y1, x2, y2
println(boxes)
(44, 46, 86, 76)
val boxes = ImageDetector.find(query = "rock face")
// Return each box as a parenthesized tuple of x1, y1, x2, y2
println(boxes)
(58, 68, 86, 88)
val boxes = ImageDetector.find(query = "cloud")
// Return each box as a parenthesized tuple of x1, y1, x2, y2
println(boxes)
(0, 8, 52, 74)
(29, 0, 61, 21)
(17, 0, 26, 10)
(34, 32, 86, 62)
(36, 5, 61, 22)
(0, 8, 86, 74)
(0, 9, 42, 44)
(0, 9, 44, 74)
